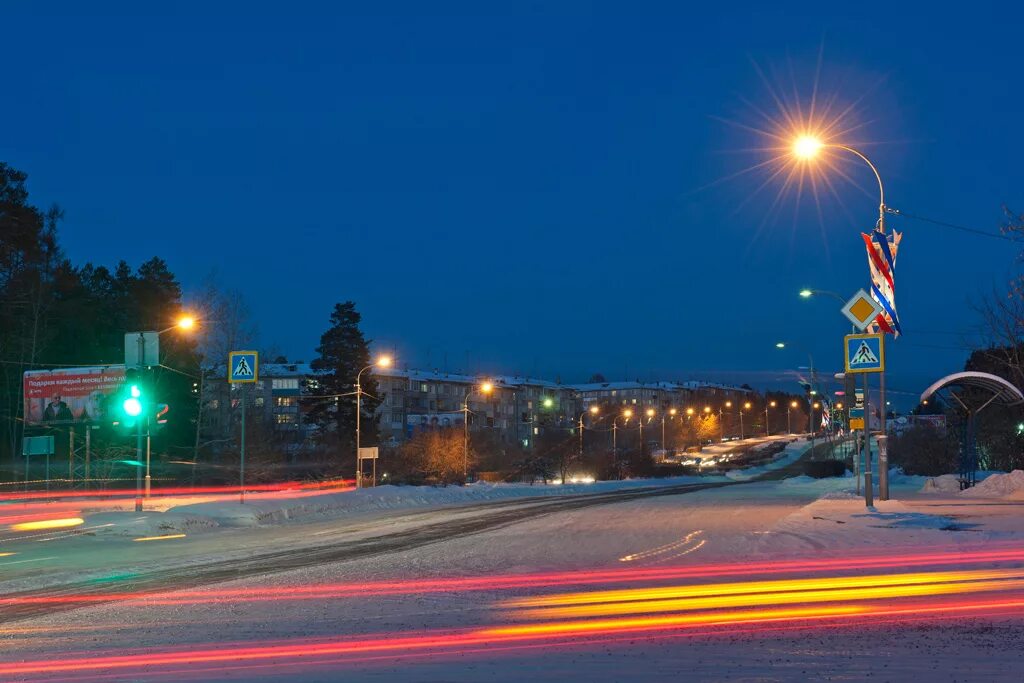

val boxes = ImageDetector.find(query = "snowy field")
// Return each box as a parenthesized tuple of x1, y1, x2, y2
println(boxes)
(4, 443, 1024, 681)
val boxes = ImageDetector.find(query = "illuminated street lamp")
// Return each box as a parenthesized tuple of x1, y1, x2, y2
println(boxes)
(613, 409, 633, 463)
(663, 408, 678, 454)
(791, 134, 893, 498)
(740, 401, 752, 440)
(765, 400, 777, 436)
(355, 355, 392, 488)
(788, 400, 799, 434)
(578, 405, 599, 463)
(463, 381, 494, 478)
(641, 408, 655, 454)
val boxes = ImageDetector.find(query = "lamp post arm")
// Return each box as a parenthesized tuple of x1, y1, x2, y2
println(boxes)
(834, 145, 886, 228)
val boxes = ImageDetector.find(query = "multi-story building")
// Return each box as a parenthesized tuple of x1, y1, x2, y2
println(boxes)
(373, 368, 580, 449)
(201, 361, 315, 454)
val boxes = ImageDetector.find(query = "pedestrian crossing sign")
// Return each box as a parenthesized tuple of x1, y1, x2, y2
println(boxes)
(229, 351, 259, 383)
(844, 333, 884, 374)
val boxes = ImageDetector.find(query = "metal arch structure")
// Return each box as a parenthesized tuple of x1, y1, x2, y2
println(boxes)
(920, 372, 1024, 489)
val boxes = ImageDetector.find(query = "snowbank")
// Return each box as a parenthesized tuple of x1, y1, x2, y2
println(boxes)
(80, 475, 727, 531)
(962, 470, 1024, 499)
(921, 474, 962, 494)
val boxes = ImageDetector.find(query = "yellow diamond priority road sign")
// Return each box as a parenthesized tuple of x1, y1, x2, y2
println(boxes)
(841, 289, 883, 331)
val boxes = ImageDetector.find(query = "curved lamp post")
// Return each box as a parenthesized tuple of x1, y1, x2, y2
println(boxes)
(356, 355, 392, 488)
(462, 381, 493, 478)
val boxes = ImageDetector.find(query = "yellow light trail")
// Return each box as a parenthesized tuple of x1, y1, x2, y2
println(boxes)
(483, 604, 868, 638)
(133, 534, 186, 542)
(503, 568, 1024, 610)
(10, 517, 84, 532)
(516, 577, 1024, 620)
(0, 552, 16, 557)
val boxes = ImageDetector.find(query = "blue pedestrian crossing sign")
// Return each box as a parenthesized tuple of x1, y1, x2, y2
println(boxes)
(844, 333, 884, 374)
(229, 351, 259, 383)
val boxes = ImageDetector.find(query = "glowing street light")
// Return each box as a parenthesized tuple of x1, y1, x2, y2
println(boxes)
(788, 133, 894, 498)
(578, 405, 600, 464)
(765, 399, 777, 437)
(613, 409, 634, 464)
(792, 135, 823, 160)
(463, 381, 494, 478)
(356, 355, 396, 488)
(176, 315, 196, 331)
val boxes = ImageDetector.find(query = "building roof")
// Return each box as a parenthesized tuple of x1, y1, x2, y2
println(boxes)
(567, 381, 682, 392)
(374, 368, 568, 391)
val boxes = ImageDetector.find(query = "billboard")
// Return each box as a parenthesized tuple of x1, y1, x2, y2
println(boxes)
(23, 366, 127, 426)
(406, 412, 465, 437)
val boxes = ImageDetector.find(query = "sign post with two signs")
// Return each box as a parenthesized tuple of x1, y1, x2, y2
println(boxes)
(229, 351, 259, 503)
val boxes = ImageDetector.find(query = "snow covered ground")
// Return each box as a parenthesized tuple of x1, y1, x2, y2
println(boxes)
(5, 450, 1024, 682)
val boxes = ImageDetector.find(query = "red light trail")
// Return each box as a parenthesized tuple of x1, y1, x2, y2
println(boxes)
(1, 546, 1023, 680)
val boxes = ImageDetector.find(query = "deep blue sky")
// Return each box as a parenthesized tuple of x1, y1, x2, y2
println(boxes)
(5, 2, 1023, 405)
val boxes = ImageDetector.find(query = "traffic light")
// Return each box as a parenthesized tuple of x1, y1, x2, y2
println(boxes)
(123, 384, 143, 417)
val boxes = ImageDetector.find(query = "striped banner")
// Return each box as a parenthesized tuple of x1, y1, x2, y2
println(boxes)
(861, 230, 902, 337)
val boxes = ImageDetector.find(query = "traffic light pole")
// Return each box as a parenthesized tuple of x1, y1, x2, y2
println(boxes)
(135, 416, 144, 511)
(135, 334, 145, 512)
(145, 422, 151, 497)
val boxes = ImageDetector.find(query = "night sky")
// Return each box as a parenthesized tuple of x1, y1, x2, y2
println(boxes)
(5, 2, 1023, 406)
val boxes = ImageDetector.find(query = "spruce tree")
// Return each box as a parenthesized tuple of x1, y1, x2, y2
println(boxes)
(308, 302, 378, 467)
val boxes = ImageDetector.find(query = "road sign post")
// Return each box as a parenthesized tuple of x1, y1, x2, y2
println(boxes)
(358, 447, 379, 487)
(843, 334, 884, 507)
(229, 351, 259, 503)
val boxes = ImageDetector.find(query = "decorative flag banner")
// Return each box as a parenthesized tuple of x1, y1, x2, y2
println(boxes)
(861, 230, 903, 337)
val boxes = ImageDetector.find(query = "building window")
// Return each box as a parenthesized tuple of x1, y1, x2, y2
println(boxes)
(254, 397, 265, 407)
(272, 378, 300, 390)
(210, 399, 219, 409)
(275, 397, 296, 407)
(421, 383, 428, 393)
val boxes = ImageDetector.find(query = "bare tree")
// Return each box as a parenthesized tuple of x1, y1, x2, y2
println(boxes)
(398, 428, 465, 484)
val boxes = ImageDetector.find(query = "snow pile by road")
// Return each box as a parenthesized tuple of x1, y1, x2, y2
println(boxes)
(962, 470, 1024, 499)
(83, 475, 727, 531)
(921, 474, 962, 494)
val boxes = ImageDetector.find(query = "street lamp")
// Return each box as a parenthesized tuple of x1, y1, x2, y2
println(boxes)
(791, 135, 893, 497)
(579, 405, 599, 464)
(355, 355, 392, 488)
(721, 401, 733, 441)
(613, 409, 633, 463)
(788, 400, 799, 434)
(663, 407, 678, 454)
(133, 315, 199, 509)
(740, 401, 752, 440)
(641, 408, 655, 454)
(463, 381, 493, 479)
(766, 400, 777, 436)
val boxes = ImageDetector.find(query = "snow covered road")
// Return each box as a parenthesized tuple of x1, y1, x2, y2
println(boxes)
(4, 462, 1024, 682)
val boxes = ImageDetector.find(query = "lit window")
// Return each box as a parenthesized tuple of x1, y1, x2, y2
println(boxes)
(255, 397, 265, 407)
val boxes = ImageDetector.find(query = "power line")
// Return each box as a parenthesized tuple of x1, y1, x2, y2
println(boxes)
(887, 207, 1016, 242)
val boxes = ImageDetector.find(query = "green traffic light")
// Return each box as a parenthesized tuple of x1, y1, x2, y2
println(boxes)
(122, 384, 143, 417)
(123, 397, 142, 417)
